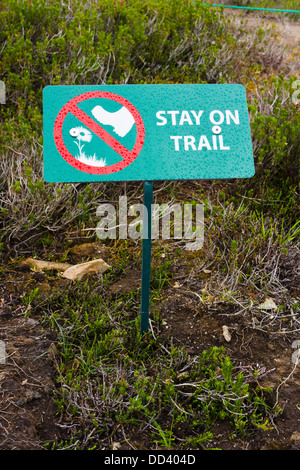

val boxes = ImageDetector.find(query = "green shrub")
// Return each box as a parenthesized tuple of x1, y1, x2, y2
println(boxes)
(222, 0, 300, 21)
(239, 75, 300, 223)
(39, 281, 275, 449)
(0, 0, 241, 249)
(0, 0, 297, 251)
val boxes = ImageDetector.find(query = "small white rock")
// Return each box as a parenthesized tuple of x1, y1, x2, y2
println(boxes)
(291, 350, 300, 365)
(173, 282, 181, 288)
(222, 325, 231, 342)
(0, 341, 6, 365)
(62, 258, 110, 281)
(258, 298, 277, 310)
(291, 340, 300, 365)
(111, 442, 121, 450)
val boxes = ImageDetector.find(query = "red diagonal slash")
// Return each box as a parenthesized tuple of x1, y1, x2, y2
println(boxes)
(53, 91, 145, 175)
(68, 103, 132, 161)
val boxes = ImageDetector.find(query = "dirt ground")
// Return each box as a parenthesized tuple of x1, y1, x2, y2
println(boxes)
(0, 273, 63, 449)
(0, 247, 299, 451)
(229, 10, 300, 43)
(157, 286, 300, 450)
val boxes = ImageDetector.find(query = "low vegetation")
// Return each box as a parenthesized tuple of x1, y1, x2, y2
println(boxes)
(0, 0, 299, 450)
(222, 0, 300, 20)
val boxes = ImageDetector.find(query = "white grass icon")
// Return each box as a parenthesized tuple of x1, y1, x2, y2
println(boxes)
(76, 152, 106, 167)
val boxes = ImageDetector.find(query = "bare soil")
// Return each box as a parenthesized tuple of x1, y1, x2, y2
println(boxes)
(230, 12, 300, 43)
(157, 285, 300, 450)
(0, 250, 299, 450)
(0, 271, 64, 449)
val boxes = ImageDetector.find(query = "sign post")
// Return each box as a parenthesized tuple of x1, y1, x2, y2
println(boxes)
(140, 181, 153, 335)
(43, 84, 255, 335)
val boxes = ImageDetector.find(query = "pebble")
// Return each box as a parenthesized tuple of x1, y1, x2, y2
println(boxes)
(291, 432, 300, 442)
(222, 325, 231, 342)
(0, 340, 6, 365)
(291, 340, 300, 365)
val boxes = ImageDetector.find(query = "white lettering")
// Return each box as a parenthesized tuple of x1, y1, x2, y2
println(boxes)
(170, 135, 182, 150)
(184, 135, 196, 150)
(212, 135, 218, 150)
(167, 110, 180, 125)
(219, 135, 230, 150)
(179, 110, 193, 126)
(158, 110, 204, 126)
(170, 134, 231, 151)
(191, 110, 204, 125)
(209, 110, 224, 125)
(198, 135, 211, 150)
(226, 110, 239, 125)
(104, 455, 139, 467)
(158, 110, 239, 127)
(119, 195, 128, 239)
(128, 204, 145, 240)
(96, 203, 116, 240)
(156, 110, 167, 126)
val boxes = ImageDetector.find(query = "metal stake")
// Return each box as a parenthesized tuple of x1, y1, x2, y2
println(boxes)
(140, 181, 153, 335)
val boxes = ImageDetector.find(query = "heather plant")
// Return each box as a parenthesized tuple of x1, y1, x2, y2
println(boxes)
(0, 0, 294, 251)
(222, 0, 300, 21)
(239, 75, 300, 224)
(38, 281, 276, 450)
(0, 0, 299, 450)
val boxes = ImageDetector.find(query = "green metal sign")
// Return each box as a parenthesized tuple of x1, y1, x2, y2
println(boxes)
(43, 84, 254, 182)
(43, 84, 255, 335)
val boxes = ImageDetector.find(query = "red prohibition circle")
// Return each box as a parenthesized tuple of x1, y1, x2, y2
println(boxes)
(53, 91, 145, 175)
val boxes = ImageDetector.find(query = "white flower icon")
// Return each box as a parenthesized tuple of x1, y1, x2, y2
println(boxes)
(69, 126, 92, 142)
(69, 126, 106, 167)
